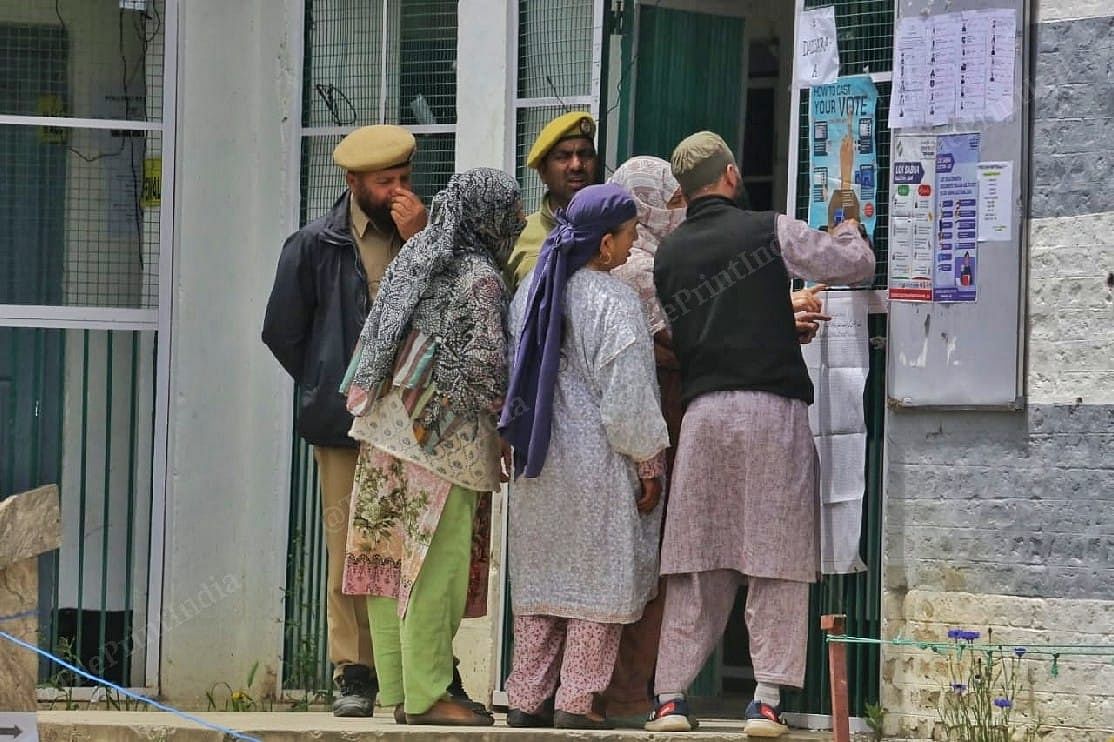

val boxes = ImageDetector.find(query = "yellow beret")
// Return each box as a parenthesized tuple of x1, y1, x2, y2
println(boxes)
(526, 112, 596, 170)
(332, 125, 416, 172)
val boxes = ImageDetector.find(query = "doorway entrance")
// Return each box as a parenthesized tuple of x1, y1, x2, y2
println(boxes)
(602, 0, 886, 720)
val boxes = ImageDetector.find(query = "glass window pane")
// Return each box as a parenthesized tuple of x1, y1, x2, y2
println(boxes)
(0, 125, 161, 308)
(0, 0, 165, 121)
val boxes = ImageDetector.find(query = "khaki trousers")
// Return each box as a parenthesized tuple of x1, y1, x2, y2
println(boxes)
(314, 446, 374, 678)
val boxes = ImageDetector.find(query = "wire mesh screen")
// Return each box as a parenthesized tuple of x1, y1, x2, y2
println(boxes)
(285, 0, 459, 694)
(804, 0, 894, 75)
(0, 125, 160, 309)
(300, 133, 456, 224)
(303, 0, 458, 128)
(0, 0, 165, 121)
(515, 104, 591, 212)
(517, 0, 595, 99)
(0, 2, 165, 310)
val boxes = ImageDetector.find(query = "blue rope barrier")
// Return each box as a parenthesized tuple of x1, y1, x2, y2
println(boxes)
(0, 610, 38, 624)
(0, 630, 262, 742)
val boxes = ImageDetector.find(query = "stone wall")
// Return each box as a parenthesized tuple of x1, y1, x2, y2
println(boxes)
(880, 5, 1114, 740)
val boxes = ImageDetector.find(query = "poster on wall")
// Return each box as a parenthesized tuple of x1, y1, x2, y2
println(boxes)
(889, 135, 937, 302)
(934, 133, 981, 302)
(808, 75, 878, 244)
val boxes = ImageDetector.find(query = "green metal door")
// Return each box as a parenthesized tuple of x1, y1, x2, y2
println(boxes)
(626, 6, 745, 161)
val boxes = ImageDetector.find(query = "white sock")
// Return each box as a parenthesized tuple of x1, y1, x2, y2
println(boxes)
(657, 692, 684, 704)
(753, 682, 781, 708)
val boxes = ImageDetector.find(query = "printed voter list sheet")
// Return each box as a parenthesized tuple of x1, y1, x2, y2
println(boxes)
(802, 292, 870, 573)
(985, 9, 1017, 122)
(889, 16, 928, 129)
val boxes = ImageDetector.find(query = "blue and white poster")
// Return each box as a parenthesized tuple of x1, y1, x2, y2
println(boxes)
(808, 75, 879, 243)
(933, 133, 980, 302)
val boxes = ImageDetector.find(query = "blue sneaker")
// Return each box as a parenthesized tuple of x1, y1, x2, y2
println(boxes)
(644, 696, 699, 732)
(744, 700, 788, 737)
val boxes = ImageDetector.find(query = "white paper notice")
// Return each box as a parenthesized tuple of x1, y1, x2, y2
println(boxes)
(802, 292, 869, 574)
(928, 14, 961, 126)
(977, 161, 1013, 242)
(889, 16, 929, 129)
(985, 9, 1017, 121)
(796, 6, 841, 87)
(889, 135, 937, 301)
(957, 11, 991, 122)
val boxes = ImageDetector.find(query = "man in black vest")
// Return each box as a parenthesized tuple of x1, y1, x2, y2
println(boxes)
(645, 132, 875, 736)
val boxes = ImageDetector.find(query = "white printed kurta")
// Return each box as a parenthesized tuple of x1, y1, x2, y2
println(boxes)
(507, 269, 670, 624)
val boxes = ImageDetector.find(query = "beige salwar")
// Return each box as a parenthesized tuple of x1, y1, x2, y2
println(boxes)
(654, 570, 810, 692)
(313, 446, 374, 678)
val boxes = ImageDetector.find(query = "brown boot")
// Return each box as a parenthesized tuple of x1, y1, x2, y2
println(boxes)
(406, 698, 495, 727)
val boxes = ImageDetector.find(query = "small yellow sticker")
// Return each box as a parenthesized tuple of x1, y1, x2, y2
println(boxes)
(142, 157, 162, 207)
(36, 94, 68, 143)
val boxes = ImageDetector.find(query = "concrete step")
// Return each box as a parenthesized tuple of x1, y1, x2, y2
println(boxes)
(37, 711, 843, 741)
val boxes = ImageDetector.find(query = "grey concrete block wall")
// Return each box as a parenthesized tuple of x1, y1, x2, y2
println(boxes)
(885, 405, 1114, 601)
(886, 9, 1114, 603)
(1030, 15, 1114, 218)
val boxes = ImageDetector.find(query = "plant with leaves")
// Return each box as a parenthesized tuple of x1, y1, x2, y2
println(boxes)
(937, 628, 1041, 741)
(206, 660, 273, 712)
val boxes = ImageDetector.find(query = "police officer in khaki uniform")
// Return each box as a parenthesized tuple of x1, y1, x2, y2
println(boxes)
(263, 125, 427, 716)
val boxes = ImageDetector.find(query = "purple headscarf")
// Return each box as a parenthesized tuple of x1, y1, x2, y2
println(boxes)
(499, 183, 638, 478)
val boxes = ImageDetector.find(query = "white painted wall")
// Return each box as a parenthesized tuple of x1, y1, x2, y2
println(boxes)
(451, 0, 515, 703)
(161, 0, 300, 705)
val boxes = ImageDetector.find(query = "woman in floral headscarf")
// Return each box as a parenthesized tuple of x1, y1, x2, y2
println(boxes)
(600, 156, 688, 725)
(339, 167, 525, 727)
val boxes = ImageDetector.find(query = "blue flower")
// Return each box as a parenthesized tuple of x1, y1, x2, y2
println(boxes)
(958, 630, 981, 642)
(948, 629, 962, 639)
(994, 697, 1012, 709)
(1014, 647, 1027, 658)
(951, 683, 967, 694)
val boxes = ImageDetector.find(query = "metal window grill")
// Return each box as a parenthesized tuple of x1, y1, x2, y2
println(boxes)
(513, 0, 601, 213)
(0, 3, 166, 310)
(284, 0, 460, 694)
(0, 0, 170, 694)
(0, 327, 156, 690)
(785, 1, 894, 718)
(804, 0, 894, 75)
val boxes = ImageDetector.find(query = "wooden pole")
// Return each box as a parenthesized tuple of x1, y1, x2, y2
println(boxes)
(822, 613, 851, 742)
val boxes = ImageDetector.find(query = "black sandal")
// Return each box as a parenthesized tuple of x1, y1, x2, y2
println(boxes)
(554, 710, 615, 730)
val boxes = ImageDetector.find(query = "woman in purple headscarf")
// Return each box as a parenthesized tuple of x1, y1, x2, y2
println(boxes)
(500, 183, 670, 730)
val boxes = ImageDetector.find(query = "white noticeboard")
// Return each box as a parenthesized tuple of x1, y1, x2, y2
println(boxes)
(796, 6, 840, 87)
(886, 0, 1027, 408)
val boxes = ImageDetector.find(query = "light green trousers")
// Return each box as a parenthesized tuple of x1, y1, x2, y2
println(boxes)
(366, 485, 477, 714)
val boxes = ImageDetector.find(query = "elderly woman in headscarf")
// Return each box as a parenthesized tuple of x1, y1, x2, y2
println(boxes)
(339, 168, 525, 727)
(500, 183, 670, 731)
(597, 156, 687, 725)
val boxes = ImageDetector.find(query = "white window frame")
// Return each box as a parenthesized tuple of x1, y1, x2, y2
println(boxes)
(0, 0, 179, 696)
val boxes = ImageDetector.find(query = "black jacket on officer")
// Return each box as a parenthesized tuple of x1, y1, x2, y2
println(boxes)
(262, 192, 369, 448)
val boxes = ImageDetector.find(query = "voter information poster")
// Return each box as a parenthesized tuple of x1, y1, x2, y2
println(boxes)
(808, 75, 879, 244)
(934, 133, 981, 302)
(889, 135, 937, 302)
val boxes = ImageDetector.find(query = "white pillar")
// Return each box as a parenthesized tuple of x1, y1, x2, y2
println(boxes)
(161, 0, 300, 705)
(455, 0, 515, 172)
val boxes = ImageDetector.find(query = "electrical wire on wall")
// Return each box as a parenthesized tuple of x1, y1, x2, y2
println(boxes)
(53, 0, 159, 270)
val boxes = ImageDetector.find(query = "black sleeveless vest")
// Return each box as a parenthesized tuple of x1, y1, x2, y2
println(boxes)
(653, 196, 814, 406)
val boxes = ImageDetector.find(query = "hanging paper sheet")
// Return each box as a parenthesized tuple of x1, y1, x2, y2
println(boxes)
(808, 75, 879, 243)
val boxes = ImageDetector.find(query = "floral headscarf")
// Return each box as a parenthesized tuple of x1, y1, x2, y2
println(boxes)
(344, 168, 525, 431)
(608, 156, 686, 335)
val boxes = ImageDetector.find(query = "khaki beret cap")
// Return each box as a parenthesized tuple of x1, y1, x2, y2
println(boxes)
(526, 111, 596, 170)
(332, 124, 416, 172)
